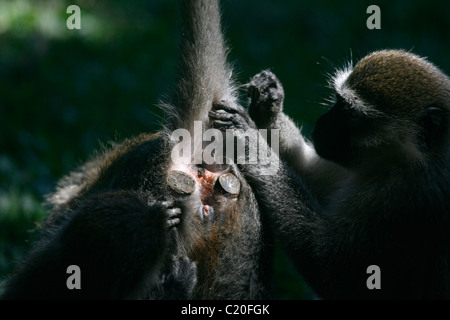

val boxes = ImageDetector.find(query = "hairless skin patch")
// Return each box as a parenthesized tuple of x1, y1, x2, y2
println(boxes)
(167, 170, 196, 195)
(218, 173, 240, 195)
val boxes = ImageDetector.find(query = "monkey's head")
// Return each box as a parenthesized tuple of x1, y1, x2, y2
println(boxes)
(312, 50, 450, 169)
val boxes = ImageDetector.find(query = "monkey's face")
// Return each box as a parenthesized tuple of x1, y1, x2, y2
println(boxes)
(312, 95, 380, 167)
(313, 50, 450, 169)
(312, 93, 412, 168)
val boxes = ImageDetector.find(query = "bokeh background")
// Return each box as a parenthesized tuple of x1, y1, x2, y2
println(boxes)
(0, 0, 449, 299)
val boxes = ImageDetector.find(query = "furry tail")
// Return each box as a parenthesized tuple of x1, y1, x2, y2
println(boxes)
(165, 0, 237, 131)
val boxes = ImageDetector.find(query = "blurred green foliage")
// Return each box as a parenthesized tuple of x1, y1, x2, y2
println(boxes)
(0, 0, 449, 299)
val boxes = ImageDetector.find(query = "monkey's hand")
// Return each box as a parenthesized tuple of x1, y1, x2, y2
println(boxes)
(209, 100, 256, 131)
(148, 202, 197, 300)
(210, 100, 280, 176)
(164, 201, 183, 229)
(247, 70, 285, 128)
(153, 256, 197, 300)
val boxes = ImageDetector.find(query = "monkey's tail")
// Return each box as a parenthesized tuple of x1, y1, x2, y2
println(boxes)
(163, 0, 237, 132)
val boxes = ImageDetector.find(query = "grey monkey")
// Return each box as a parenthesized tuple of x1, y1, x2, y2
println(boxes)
(210, 50, 450, 299)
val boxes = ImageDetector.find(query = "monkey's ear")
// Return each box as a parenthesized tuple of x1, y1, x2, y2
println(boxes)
(419, 106, 444, 151)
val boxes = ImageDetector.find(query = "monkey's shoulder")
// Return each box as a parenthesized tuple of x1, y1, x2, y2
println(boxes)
(44, 132, 167, 226)
(93, 132, 168, 190)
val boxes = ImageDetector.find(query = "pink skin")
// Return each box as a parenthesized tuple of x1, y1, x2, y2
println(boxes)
(195, 168, 220, 222)
(169, 164, 233, 222)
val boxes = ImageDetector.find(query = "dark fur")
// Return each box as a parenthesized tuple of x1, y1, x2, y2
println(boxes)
(2, 0, 271, 299)
(3, 191, 171, 299)
(211, 50, 450, 299)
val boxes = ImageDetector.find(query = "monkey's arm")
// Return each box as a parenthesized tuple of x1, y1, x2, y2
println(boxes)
(209, 102, 331, 292)
(209, 102, 368, 298)
(2, 191, 195, 300)
(247, 70, 348, 203)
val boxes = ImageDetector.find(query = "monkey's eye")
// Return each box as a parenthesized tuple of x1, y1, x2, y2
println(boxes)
(167, 170, 196, 195)
(217, 173, 240, 195)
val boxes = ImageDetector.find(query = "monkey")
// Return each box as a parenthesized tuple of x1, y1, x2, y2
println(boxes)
(1, 0, 272, 299)
(209, 49, 450, 299)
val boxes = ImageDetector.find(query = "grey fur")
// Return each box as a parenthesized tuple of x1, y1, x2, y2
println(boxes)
(211, 50, 450, 299)
(166, 0, 238, 132)
(2, 0, 271, 300)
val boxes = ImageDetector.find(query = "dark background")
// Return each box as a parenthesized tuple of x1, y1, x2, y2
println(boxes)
(0, 0, 449, 299)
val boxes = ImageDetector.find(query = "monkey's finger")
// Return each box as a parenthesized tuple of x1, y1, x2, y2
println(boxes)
(251, 70, 280, 88)
(160, 200, 175, 209)
(248, 70, 284, 109)
(211, 119, 234, 129)
(212, 100, 242, 113)
(247, 83, 261, 100)
(209, 110, 248, 125)
(166, 217, 180, 229)
(167, 207, 182, 219)
(209, 111, 235, 128)
(210, 109, 256, 130)
(211, 102, 252, 123)
(212, 100, 234, 110)
(209, 110, 234, 121)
